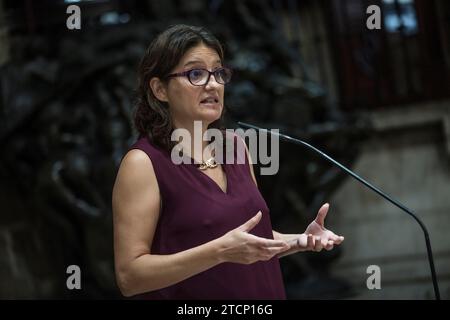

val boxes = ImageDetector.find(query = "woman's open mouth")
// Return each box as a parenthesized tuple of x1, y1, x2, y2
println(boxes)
(200, 97, 220, 107)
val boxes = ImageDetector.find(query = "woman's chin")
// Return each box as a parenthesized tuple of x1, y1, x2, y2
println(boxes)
(197, 105, 222, 122)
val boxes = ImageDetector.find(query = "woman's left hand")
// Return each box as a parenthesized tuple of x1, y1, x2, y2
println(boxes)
(277, 203, 344, 257)
(300, 203, 344, 252)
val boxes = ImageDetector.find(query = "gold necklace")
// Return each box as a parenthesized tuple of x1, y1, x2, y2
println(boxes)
(198, 157, 218, 170)
(180, 144, 217, 170)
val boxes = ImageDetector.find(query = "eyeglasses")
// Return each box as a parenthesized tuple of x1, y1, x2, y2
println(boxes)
(166, 67, 233, 86)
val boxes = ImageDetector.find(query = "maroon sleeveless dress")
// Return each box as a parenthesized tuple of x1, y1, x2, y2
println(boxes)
(129, 133, 286, 299)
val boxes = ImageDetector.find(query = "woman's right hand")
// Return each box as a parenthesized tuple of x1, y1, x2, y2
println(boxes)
(216, 211, 290, 264)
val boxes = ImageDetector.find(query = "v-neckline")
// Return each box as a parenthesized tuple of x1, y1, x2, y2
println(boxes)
(178, 146, 230, 195)
(188, 162, 230, 195)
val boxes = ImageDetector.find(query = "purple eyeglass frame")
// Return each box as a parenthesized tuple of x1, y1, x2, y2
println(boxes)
(166, 67, 233, 86)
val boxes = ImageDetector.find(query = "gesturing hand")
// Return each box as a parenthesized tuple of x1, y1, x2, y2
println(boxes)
(280, 203, 344, 256)
(217, 211, 291, 264)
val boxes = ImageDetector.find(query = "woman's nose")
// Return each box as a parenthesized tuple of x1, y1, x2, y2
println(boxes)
(205, 74, 221, 89)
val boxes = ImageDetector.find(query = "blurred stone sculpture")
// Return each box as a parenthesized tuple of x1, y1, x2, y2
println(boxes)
(0, 0, 367, 298)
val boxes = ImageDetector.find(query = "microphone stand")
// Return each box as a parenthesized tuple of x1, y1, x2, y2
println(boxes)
(237, 121, 441, 300)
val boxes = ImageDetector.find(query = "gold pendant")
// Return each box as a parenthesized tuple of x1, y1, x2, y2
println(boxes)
(198, 157, 218, 170)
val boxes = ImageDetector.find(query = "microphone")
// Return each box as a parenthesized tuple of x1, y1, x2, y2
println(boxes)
(237, 121, 441, 300)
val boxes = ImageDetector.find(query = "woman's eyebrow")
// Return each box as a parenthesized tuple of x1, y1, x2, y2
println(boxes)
(183, 59, 222, 67)
(183, 60, 204, 67)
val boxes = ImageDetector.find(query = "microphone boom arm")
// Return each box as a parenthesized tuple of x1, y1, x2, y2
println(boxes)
(237, 121, 440, 300)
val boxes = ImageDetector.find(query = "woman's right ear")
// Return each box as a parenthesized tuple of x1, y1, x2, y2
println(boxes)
(149, 77, 168, 103)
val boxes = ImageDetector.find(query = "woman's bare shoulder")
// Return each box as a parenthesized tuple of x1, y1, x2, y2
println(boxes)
(120, 148, 156, 173)
(122, 148, 152, 165)
(114, 149, 158, 191)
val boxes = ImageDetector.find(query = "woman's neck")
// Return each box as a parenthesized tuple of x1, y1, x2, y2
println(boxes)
(173, 119, 214, 163)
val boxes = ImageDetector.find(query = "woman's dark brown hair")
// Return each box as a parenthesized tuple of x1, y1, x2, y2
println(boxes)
(134, 24, 225, 151)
